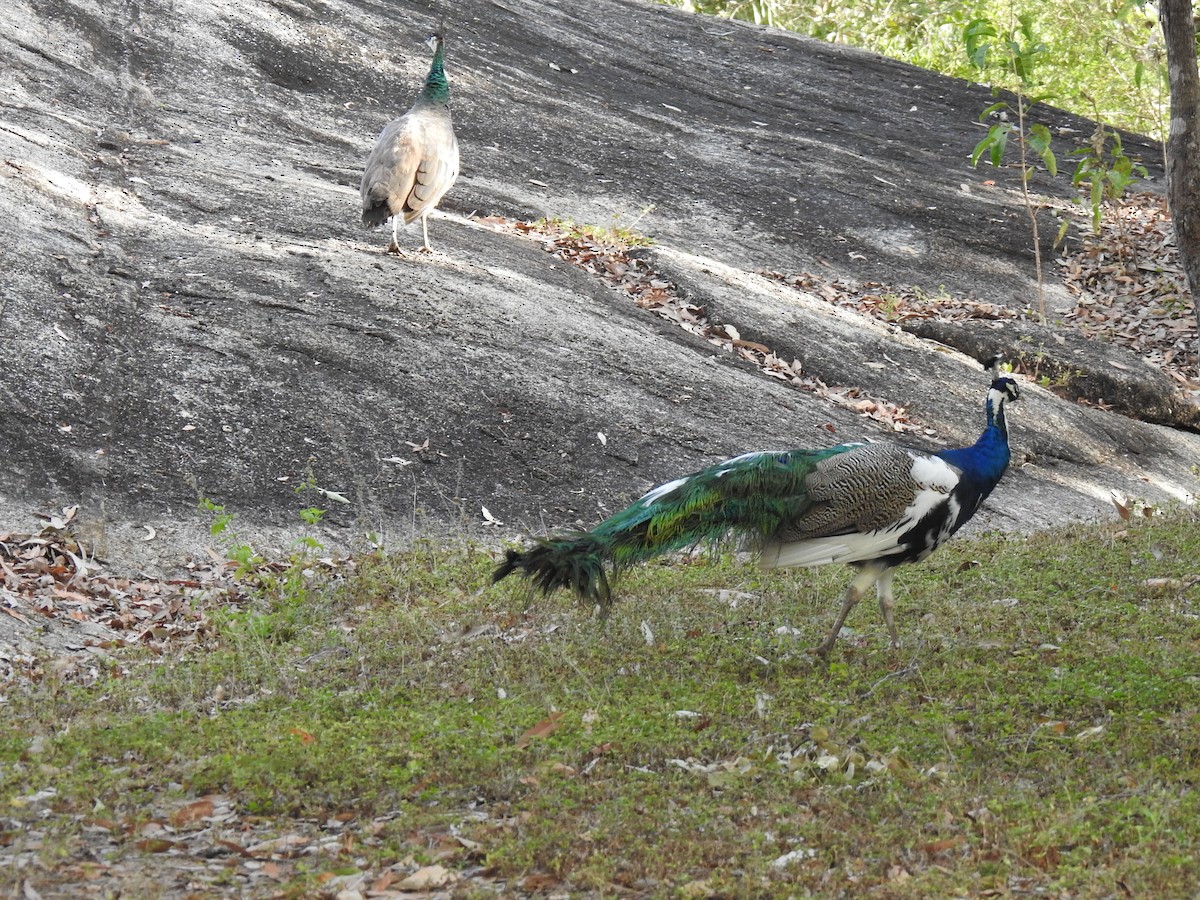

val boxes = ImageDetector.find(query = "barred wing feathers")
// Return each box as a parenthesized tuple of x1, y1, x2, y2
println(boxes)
(760, 446, 962, 568)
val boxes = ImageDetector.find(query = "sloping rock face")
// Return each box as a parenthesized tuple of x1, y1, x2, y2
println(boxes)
(1, 0, 1196, 571)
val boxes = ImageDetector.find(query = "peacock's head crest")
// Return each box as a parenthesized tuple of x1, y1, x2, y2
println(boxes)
(991, 377, 1020, 402)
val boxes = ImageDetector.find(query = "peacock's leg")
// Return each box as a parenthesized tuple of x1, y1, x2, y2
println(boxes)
(389, 215, 401, 253)
(813, 563, 886, 657)
(875, 567, 899, 648)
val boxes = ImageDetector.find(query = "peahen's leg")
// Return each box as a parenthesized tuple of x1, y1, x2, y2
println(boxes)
(813, 562, 887, 657)
(389, 215, 401, 253)
(420, 214, 431, 252)
(875, 567, 899, 648)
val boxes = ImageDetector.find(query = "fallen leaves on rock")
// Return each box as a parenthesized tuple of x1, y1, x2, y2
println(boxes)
(762, 269, 1021, 326)
(764, 191, 1198, 401)
(482, 215, 918, 433)
(1059, 191, 1199, 384)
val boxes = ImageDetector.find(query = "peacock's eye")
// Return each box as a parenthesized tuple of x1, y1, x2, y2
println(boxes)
(776, 453, 789, 465)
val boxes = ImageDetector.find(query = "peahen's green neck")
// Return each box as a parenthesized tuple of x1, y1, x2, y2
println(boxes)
(421, 38, 450, 105)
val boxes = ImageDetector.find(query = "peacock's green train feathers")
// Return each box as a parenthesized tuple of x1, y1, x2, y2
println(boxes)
(495, 445, 853, 605)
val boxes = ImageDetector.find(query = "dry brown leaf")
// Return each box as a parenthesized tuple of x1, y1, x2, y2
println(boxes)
(215, 839, 256, 858)
(922, 836, 964, 854)
(371, 870, 397, 892)
(1113, 497, 1132, 521)
(516, 711, 565, 749)
(169, 798, 215, 828)
(521, 873, 559, 891)
(397, 864, 457, 890)
(134, 838, 178, 853)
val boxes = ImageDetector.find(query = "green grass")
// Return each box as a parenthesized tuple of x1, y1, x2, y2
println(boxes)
(3, 513, 1200, 895)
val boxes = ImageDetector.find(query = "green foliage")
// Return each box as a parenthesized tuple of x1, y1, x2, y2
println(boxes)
(198, 496, 234, 538)
(964, 14, 1056, 174)
(964, 13, 1059, 321)
(198, 496, 263, 575)
(964, 12, 1048, 86)
(970, 115, 1058, 177)
(194, 490, 335, 644)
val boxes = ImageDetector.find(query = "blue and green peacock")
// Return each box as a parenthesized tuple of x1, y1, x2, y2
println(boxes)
(494, 369, 1021, 655)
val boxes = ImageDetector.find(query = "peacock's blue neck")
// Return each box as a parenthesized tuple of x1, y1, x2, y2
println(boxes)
(935, 395, 1011, 486)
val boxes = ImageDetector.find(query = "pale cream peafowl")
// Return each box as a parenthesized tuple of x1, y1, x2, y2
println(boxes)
(361, 31, 459, 252)
(495, 367, 1021, 656)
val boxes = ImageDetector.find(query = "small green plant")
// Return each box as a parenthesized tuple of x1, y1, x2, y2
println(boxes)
(876, 292, 903, 321)
(198, 497, 263, 576)
(295, 507, 326, 553)
(291, 459, 333, 554)
(540, 207, 656, 249)
(1069, 123, 1148, 234)
(199, 496, 235, 538)
(965, 13, 1057, 323)
(1037, 368, 1077, 390)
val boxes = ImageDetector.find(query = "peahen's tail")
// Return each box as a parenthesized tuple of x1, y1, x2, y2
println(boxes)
(493, 534, 614, 606)
(362, 201, 392, 227)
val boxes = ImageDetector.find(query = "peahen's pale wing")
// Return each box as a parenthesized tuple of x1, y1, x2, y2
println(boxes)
(402, 119, 459, 222)
(361, 113, 458, 224)
(361, 115, 421, 222)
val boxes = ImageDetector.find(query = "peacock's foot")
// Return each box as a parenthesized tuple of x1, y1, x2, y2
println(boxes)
(809, 641, 835, 660)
